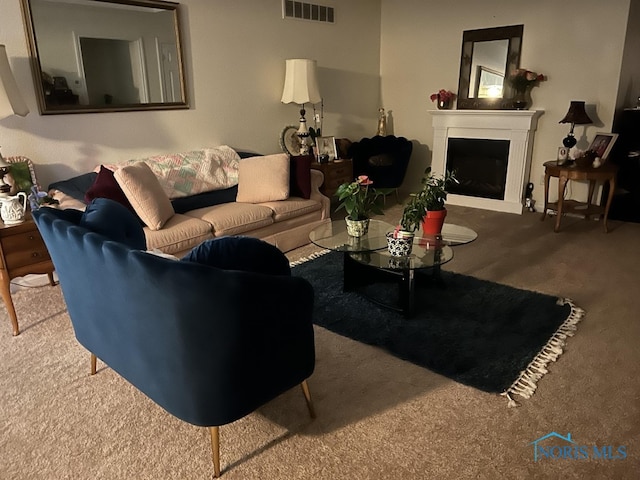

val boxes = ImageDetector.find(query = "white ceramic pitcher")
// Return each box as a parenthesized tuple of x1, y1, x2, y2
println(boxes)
(0, 192, 28, 225)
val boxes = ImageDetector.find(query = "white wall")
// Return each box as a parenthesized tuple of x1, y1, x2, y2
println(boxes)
(0, 0, 381, 188)
(380, 0, 632, 206)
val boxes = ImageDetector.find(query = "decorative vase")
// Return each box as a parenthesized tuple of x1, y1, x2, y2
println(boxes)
(386, 231, 414, 257)
(512, 89, 529, 110)
(345, 217, 370, 237)
(436, 95, 452, 110)
(421, 209, 447, 235)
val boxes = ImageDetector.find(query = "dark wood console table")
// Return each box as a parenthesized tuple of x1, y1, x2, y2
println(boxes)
(541, 160, 618, 233)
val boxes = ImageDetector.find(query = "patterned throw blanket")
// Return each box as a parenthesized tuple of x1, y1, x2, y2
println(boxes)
(99, 146, 241, 199)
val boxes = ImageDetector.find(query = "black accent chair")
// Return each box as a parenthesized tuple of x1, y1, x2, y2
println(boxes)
(348, 135, 413, 201)
(33, 199, 316, 478)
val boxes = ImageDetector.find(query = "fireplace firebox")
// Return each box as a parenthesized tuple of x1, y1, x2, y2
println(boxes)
(446, 138, 510, 200)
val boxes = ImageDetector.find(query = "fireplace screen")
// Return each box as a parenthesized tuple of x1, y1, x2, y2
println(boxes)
(446, 138, 510, 200)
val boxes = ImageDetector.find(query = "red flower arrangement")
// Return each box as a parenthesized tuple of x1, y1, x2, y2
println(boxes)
(508, 69, 545, 92)
(430, 89, 456, 102)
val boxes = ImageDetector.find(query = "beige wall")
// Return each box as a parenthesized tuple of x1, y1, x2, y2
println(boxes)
(1, 0, 635, 208)
(380, 0, 632, 205)
(0, 0, 381, 188)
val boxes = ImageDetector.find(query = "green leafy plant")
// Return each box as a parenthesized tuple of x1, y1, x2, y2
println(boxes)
(395, 167, 457, 234)
(335, 175, 392, 220)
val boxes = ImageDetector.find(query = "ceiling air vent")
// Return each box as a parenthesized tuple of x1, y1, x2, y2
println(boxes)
(282, 0, 335, 23)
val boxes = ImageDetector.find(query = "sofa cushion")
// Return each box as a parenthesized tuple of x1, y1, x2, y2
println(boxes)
(114, 162, 175, 231)
(289, 155, 313, 199)
(236, 153, 290, 203)
(186, 202, 274, 237)
(170, 185, 239, 214)
(181, 236, 291, 276)
(259, 197, 322, 222)
(143, 214, 213, 255)
(80, 198, 146, 250)
(85, 165, 135, 213)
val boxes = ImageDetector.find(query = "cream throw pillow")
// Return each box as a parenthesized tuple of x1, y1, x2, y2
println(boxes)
(114, 162, 174, 231)
(236, 153, 290, 203)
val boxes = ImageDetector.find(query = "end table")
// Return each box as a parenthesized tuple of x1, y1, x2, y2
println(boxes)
(310, 159, 353, 198)
(541, 160, 618, 232)
(0, 215, 56, 336)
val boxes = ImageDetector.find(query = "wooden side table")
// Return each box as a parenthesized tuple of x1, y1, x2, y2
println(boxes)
(310, 159, 353, 198)
(541, 160, 618, 232)
(0, 215, 56, 335)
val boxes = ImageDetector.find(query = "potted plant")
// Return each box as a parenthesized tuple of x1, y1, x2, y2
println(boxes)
(335, 175, 391, 237)
(407, 167, 457, 236)
(386, 197, 422, 255)
(429, 89, 456, 109)
(507, 68, 545, 109)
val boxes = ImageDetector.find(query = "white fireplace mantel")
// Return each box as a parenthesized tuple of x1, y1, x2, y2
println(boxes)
(430, 109, 543, 214)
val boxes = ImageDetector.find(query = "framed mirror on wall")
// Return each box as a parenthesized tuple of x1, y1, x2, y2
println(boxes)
(456, 24, 523, 110)
(20, 0, 189, 115)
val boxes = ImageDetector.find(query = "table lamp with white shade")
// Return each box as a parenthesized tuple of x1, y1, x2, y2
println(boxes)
(281, 59, 321, 155)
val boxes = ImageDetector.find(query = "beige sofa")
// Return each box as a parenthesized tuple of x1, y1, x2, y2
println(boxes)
(144, 168, 330, 256)
(48, 149, 331, 256)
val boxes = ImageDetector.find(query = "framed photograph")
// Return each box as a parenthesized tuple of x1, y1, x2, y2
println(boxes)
(557, 147, 569, 164)
(318, 136, 338, 161)
(588, 133, 619, 161)
(5, 156, 38, 195)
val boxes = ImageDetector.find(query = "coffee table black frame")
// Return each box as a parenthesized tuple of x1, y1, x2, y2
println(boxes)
(310, 221, 477, 317)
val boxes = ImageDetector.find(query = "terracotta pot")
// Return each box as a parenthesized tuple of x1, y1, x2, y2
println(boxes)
(421, 209, 447, 235)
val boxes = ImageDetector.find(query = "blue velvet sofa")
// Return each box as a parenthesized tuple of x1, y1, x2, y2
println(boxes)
(32, 199, 316, 478)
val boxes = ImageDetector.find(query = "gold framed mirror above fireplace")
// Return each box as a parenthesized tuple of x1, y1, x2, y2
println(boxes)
(20, 0, 188, 115)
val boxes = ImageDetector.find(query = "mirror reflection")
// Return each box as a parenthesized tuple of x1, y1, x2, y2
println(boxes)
(457, 25, 523, 110)
(21, 0, 188, 114)
(469, 39, 508, 99)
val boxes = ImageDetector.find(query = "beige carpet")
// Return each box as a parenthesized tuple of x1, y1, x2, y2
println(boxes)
(1, 204, 639, 479)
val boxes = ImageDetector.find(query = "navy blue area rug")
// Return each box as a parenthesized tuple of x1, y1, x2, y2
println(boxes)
(292, 251, 584, 405)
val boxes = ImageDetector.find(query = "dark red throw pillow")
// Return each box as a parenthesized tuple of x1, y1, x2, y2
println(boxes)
(84, 165, 135, 213)
(289, 155, 313, 199)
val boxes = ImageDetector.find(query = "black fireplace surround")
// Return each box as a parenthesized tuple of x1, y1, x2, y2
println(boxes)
(446, 138, 510, 200)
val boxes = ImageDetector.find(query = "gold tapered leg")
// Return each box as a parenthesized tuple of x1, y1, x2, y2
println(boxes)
(209, 426, 221, 478)
(90, 353, 97, 375)
(300, 380, 316, 419)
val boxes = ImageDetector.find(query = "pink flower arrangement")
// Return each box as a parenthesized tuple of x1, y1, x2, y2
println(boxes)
(508, 69, 545, 92)
(335, 175, 391, 220)
(430, 89, 456, 102)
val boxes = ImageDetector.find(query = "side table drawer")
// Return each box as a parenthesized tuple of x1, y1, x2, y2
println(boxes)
(2, 231, 51, 270)
(325, 164, 352, 181)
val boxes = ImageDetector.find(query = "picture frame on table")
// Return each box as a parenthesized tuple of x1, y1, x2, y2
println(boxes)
(588, 133, 619, 161)
(317, 136, 337, 161)
(556, 147, 569, 165)
(5, 156, 38, 195)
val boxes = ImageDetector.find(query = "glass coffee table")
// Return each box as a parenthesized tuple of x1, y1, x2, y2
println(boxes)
(309, 220, 477, 317)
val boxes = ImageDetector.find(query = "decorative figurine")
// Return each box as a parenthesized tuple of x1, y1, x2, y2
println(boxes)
(376, 107, 387, 136)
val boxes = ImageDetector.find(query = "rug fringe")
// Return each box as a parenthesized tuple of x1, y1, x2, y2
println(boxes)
(501, 297, 585, 407)
(289, 248, 331, 267)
